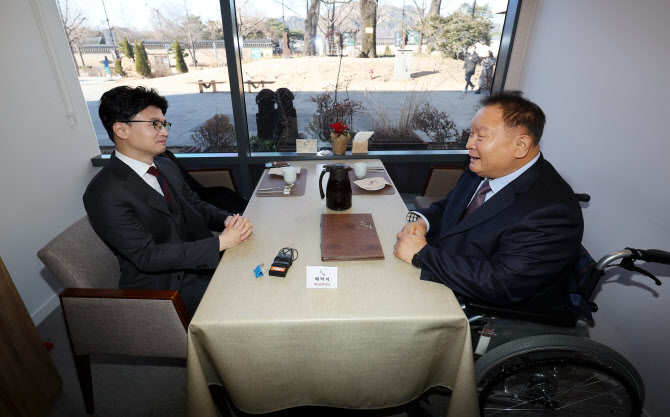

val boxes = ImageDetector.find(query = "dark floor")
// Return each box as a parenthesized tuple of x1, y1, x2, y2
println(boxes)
(37, 305, 449, 417)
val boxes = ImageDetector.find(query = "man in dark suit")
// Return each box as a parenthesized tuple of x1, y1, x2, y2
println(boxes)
(84, 86, 253, 316)
(394, 91, 583, 312)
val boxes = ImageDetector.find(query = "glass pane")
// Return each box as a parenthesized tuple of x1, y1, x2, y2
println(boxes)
(56, 0, 235, 154)
(237, 0, 509, 153)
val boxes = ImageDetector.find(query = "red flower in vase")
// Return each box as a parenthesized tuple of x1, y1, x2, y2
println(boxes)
(330, 121, 349, 135)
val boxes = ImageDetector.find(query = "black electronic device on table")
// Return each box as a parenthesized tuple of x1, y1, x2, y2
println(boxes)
(269, 247, 298, 277)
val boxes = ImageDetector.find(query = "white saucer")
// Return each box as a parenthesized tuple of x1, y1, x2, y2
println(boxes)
(361, 183, 386, 191)
(353, 177, 389, 191)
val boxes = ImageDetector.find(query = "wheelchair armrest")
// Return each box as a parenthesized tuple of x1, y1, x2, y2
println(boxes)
(464, 300, 577, 327)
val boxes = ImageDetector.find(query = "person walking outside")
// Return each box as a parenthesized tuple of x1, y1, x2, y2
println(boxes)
(463, 46, 481, 93)
(475, 50, 496, 94)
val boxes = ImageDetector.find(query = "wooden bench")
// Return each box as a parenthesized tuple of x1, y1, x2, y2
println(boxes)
(187, 80, 275, 93)
(187, 79, 228, 93)
(243, 80, 275, 93)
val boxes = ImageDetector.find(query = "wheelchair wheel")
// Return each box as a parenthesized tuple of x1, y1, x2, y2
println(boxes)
(475, 335, 644, 416)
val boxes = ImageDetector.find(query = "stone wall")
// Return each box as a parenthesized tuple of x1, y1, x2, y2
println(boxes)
(72, 43, 229, 73)
(71, 39, 416, 74)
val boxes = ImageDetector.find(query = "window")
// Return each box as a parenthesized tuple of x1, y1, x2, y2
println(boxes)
(58, 0, 516, 158)
(238, 0, 512, 153)
(57, 0, 236, 154)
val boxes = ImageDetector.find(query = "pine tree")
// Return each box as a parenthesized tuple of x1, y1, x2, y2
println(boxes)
(171, 39, 188, 74)
(114, 59, 125, 76)
(135, 41, 152, 77)
(121, 37, 134, 61)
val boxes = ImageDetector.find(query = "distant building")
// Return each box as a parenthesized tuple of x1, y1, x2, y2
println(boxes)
(80, 37, 104, 46)
(101, 29, 116, 46)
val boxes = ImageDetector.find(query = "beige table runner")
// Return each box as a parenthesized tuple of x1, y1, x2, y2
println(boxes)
(255, 167, 308, 197)
(186, 159, 478, 417)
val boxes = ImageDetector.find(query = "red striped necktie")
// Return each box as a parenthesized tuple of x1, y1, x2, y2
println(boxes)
(147, 166, 172, 205)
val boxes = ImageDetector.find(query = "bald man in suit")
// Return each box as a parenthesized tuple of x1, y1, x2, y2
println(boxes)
(395, 91, 583, 312)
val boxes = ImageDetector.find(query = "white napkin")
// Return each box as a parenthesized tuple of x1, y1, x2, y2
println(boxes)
(353, 131, 374, 142)
(269, 166, 302, 176)
(353, 177, 391, 190)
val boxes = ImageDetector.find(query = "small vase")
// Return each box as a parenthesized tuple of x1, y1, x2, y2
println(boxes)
(331, 133, 349, 155)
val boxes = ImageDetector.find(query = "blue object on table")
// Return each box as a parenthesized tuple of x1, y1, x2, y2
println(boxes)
(253, 265, 264, 278)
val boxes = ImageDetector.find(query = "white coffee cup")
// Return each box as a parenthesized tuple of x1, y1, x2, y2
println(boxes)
(283, 167, 297, 185)
(354, 162, 368, 180)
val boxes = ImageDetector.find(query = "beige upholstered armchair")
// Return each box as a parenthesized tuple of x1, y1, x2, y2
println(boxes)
(413, 166, 465, 210)
(37, 216, 190, 415)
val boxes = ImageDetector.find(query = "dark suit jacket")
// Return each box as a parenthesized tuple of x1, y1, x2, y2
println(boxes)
(416, 154, 584, 312)
(83, 153, 232, 291)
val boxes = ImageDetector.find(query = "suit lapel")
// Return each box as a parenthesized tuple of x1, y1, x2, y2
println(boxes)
(444, 186, 516, 237)
(109, 153, 172, 216)
(440, 171, 482, 231)
(441, 154, 545, 237)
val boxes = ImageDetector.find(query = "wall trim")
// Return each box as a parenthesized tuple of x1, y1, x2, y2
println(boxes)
(31, 290, 61, 326)
(29, 0, 78, 126)
(504, 0, 538, 90)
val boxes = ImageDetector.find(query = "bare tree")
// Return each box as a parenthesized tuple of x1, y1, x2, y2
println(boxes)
(304, 0, 320, 55)
(160, 11, 206, 66)
(236, 1, 268, 39)
(428, 0, 441, 16)
(56, 0, 87, 75)
(204, 20, 224, 40)
(411, 0, 429, 52)
(359, 0, 377, 57)
(181, 0, 197, 66)
(183, 15, 205, 66)
(318, 1, 356, 55)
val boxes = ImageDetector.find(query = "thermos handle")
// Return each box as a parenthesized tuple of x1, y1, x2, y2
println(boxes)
(319, 168, 327, 199)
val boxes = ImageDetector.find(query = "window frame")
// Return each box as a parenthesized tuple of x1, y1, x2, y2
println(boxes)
(91, 0, 523, 197)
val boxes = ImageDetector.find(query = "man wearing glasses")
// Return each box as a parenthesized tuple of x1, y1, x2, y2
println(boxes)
(84, 86, 253, 316)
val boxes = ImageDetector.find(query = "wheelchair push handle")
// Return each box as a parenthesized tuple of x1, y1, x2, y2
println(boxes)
(627, 248, 670, 265)
(593, 247, 669, 287)
(574, 193, 591, 202)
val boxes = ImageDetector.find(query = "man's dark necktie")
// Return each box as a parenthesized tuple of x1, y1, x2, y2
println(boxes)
(147, 166, 172, 205)
(461, 180, 491, 220)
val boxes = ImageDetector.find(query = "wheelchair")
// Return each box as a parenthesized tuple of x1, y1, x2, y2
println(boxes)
(461, 206, 670, 416)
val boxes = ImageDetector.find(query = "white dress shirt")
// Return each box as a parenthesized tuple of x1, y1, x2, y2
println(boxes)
(414, 152, 541, 232)
(115, 151, 164, 196)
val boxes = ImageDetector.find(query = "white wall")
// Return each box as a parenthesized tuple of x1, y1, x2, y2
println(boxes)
(516, 1, 670, 416)
(0, 0, 100, 324)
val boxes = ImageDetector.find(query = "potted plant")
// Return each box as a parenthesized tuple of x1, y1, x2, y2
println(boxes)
(330, 121, 350, 155)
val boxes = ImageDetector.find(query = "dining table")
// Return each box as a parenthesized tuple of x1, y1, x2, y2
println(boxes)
(185, 159, 479, 417)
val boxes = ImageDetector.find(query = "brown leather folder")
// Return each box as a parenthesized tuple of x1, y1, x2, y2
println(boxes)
(321, 213, 385, 261)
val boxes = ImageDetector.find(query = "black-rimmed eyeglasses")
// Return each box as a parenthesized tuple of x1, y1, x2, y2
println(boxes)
(123, 120, 172, 132)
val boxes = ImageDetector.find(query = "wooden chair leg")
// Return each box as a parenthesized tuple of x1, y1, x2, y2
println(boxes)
(73, 354, 95, 414)
(212, 80, 217, 92)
